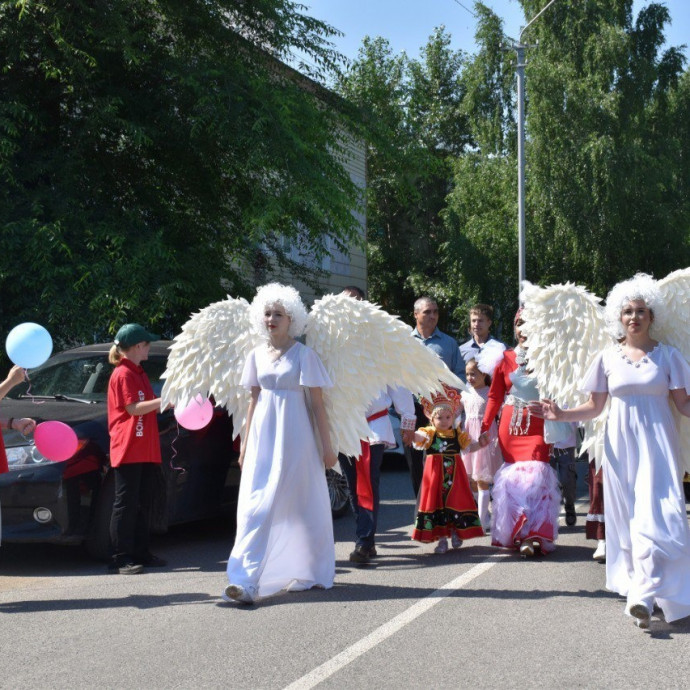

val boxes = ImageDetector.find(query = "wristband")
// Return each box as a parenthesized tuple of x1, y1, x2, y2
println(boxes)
(8, 417, 14, 431)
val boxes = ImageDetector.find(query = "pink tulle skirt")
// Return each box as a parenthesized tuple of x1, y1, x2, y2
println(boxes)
(491, 460, 561, 552)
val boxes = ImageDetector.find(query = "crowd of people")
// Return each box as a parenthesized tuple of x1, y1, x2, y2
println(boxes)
(3, 273, 689, 634)
(215, 277, 690, 633)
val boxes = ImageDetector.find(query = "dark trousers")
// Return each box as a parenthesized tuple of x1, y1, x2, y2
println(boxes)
(550, 446, 577, 508)
(339, 444, 384, 550)
(404, 400, 428, 497)
(109, 463, 157, 564)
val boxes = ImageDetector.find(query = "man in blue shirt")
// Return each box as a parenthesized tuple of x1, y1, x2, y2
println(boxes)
(459, 303, 505, 363)
(407, 296, 464, 496)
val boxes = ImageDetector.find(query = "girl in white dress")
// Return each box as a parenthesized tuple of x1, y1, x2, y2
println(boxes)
(224, 284, 338, 604)
(534, 274, 690, 629)
(461, 359, 503, 530)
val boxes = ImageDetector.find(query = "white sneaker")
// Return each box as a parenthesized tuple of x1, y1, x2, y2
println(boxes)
(593, 540, 606, 562)
(629, 603, 651, 629)
(451, 532, 463, 549)
(223, 584, 256, 604)
(434, 538, 449, 554)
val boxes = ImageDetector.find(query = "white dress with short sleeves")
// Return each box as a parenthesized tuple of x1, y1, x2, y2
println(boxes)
(461, 387, 503, 482)
(226, 342, 335, 597)
(582, 343, 690, 622)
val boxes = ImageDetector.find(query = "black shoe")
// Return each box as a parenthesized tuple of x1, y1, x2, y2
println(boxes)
(565, 506, 577, 526)
(118, 562, 144, 575)
(368, 546, 378, 558)
(349, 545, 370, 564)
(136, 553, 167, 567)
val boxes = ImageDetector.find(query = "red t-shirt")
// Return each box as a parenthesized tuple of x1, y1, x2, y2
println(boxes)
(107, 358, 162, 467)
(0, 433, 8, 474)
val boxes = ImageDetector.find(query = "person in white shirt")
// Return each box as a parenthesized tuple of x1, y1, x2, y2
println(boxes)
(339, 287, 415, 564)
(459, 303, 504, 364)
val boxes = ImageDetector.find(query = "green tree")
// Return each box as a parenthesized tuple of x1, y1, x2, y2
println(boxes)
(441, 4, 519, 339)
(524, 0, 689, 295)
(444, 0, 688, 336)
(0, 0, 360, 346)
(339, 28, 471, 333)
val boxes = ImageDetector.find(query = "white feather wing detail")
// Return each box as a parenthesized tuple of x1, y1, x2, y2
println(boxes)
(520, 281, 613, 469)
(655, 267, 690, 474)
(306, 294, 469, 458)
(476, 340, 506, 376)
(160, 296, 260, 439)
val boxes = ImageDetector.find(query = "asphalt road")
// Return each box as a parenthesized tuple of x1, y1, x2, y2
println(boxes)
(1, 465, 689, 689)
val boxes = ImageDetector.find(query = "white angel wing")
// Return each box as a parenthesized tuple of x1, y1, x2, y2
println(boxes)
(655, 267, 690, 474)
(476, 340, 506, 376)
(306, 294, 468, 457)
(160, 296, 261, 439)
(520, 281, 613, 469)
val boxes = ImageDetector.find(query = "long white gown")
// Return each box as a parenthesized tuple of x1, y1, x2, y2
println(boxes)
(582, 343, 690, 622)
(226, 342, 335, 598)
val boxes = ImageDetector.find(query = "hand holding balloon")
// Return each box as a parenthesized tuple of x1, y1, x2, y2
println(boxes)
(4, 365, 28, 387)
(0, 365, 29, 402)
(10, 417, 37, 435)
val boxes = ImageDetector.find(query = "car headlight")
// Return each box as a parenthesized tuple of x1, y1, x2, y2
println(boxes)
(5, 444, 51, 470)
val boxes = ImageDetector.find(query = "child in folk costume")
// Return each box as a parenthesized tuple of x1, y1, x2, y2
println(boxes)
(411, 386, 484, 553)
(461, 357, 504, 531)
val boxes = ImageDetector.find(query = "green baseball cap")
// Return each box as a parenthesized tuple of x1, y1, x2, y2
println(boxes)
(114, 323, 161, 348)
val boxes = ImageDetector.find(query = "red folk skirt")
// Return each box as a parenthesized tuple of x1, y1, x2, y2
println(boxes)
(412, 453, 484, 543)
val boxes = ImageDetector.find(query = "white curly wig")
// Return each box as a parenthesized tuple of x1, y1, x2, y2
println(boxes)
(604, 273, 661, 338)
(249, 282, 308, 338)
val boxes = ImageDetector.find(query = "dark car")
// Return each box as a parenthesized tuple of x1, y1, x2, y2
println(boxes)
(0, 341, 241, 559)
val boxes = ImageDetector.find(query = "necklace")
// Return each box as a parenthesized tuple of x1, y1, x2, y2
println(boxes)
(617, 343, 656, 368)
(515, 346, 528, 368)
(267, 339, 295, 360)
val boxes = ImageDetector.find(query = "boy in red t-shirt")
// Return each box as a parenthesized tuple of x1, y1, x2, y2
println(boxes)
(107, 323, 164, 574)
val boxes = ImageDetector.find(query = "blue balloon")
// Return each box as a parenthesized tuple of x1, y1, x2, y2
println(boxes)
(6, 322, 53, 369)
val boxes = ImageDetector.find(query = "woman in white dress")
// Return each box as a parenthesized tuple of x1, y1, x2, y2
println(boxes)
(224, 284, 338, 604)
(533, 274, 690, 629)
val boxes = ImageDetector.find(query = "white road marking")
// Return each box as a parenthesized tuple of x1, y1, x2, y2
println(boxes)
(283, 556, 503, 690)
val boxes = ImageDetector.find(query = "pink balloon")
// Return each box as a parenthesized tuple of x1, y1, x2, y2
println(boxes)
(174, 395, 214, 430)
(34, 421, 79, 462)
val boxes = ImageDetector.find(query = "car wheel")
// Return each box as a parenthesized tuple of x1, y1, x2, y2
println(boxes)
(326, 468, 350, 519)
(85, 470, 115, 561)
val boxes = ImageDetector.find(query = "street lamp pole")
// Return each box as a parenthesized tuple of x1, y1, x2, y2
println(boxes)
(513, 0, 559, 298)
(516, 41, 527, 292)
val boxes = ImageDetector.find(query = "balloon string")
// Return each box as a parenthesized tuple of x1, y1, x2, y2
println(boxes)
(24, 370, 44, 405)
(169, 422, 186, 474)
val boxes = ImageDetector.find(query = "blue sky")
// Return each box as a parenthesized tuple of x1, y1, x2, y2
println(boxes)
(298, 0, 688, 64)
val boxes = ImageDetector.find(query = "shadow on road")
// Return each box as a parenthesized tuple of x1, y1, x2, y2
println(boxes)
(0, 592, 218, 614)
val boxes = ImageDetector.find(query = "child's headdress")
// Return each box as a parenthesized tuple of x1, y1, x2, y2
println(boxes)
(420, 383, 462, 419)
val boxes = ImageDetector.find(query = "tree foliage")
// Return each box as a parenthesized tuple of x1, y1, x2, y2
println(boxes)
(523, 0, 689, 295)
(338, 28, 471, 332)
(443, 0, 689, 338)
(0, 0, 360, 346)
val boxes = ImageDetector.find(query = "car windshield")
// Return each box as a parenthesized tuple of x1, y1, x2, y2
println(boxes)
(8, 353, 167, 402)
